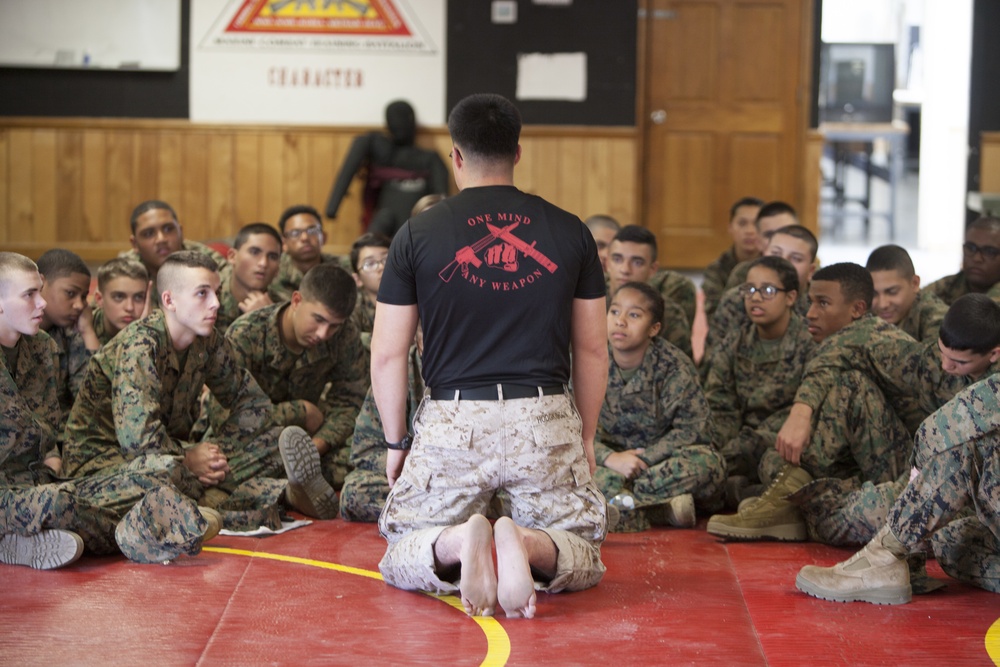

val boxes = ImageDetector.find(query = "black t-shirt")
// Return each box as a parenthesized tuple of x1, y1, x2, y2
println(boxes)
(378, 185, 605, 389)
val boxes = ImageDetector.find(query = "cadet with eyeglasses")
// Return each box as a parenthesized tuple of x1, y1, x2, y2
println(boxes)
(270, 204, 348, 303)
(925, 216, 1000, 305)
(348, 232, 392, 343)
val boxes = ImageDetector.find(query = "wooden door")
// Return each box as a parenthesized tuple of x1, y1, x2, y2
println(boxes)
(639, 0, 814, 268)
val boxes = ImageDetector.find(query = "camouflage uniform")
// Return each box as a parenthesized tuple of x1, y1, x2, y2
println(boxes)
(723, 260, 754, 290)
(702, 246, 742, 320)
(886, 375, 1000, 593)
(349, 289, 377, 350)
(1, 332, 200, 562)
(91, 307, 115, 347)
(341, 346, 423, 522)
(704, 313, 815, 479)
(896, 290, 947, 343)
(605, 291, 692, 359)
(214, 265, 244, 332)
(45, 325, 92, 418)
(594, 338, 725, 514)
(379, 392, 607, 595)
(62, 309, 288, 532)
(925, 271, 1000, 305)
(649, 269, 697, 330)
(206, 303, 368, 490)
(268, 253, 347, 303)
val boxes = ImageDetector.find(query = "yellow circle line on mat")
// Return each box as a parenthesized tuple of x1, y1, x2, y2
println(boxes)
(986, 615, 1000, 666)
(203, 546, 511, 667)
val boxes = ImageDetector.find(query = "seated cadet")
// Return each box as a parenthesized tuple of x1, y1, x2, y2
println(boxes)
(704, 256, 815, 503)
(122, 200, 228, 285)
(607, 225, 694, 357)
(270, 205, 345, 303)
(61, 251, 339, 531)
(348, 232, 391, 341)
(341, 324, 424, 522)
(595, 282, 725, 531)
(584, 214, 622, 274)
(719, 201, 802, 293)
(866, 244, 947, 342)
(207, 263, 368, 496)
(796, 372, 1000, 603)
(703, 225, 818, 371)
(0, 252, 217, 569)
(702, 196, 764, 319)
(769, 294, 1000, 550)
(925, 216, 1000, 304)
(92, 258, 151, 346)
(708, 263, 912, 544)
(37, 249, 101, 420)
(215, 223, 282, 331)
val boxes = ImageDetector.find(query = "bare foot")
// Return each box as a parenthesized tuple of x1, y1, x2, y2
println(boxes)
(494, 517, 537, 619)
(458, 515, 497, 617)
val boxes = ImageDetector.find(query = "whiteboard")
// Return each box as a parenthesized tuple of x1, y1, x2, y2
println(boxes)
(0, 0, 181, 71)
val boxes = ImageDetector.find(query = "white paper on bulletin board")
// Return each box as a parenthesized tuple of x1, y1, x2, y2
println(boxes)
(515, 52, 587, 102)
(0, 0, 180, 71)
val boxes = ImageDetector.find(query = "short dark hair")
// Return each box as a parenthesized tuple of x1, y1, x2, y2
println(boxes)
(299, 264, 357, 318)
(130, 200, 177, 235)
(865, 244, 915, 279)
(756, 201, 798, 227)
(770, 224, 819, 261)
(747, 255, 799, 294)
(730, 197, 765, 220)
(97, 258, 148, 293)
(156, 250, 218, 300)
(613, 225, 658, 258)
(278, 204, 322, 234)
(233, 222, 283, 250)
(811, 262, 874, 310)
(447, 93, 521, 163)
(939, 293, 1000, 354)
(349, 232, 391, 272)
(613, 281, 665, 327)
(36, 248, 90, 282)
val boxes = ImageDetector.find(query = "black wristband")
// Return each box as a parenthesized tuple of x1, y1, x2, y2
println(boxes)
(385, 434, 413, 451)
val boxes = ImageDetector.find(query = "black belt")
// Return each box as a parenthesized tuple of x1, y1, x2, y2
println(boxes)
(429, 384, 564, 401)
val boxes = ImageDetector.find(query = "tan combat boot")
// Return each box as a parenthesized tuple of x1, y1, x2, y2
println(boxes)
(795, 523, 911, 605)
(648, 493, 697, 528)
(706, 463, 812, 541)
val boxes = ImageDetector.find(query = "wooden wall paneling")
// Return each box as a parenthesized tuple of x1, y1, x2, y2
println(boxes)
(513, 136, 538, 197)
(582, 138, 611, 221)
(180, 132, 210, 239)
(105, 131, 136, 242)
(134, 132, 161, 206)
(156, 131, 184, 221)
(0, 130, 7, 244)
(56, 129, 83, 242)
(556, 138, 585, 218)
(32, 129, 57, 247)
(206, 133, 235, 240)
(7, 130, 33, 244)
(525, 137, 560, 203)
(981, 132, 1000, 193)
(258, 133, 286, 234)
(81, 130, 108, 245)
(306, 133, 336, 219)
(609, 138, 637, 225)
(233, 132, 261, 228)
(326, 133, 362, 248)
(281, 132, 308, 217)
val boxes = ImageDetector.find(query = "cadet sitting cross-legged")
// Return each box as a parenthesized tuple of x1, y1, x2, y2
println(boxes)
(596, 281, 726, 531)
(61, 251, 339, 534)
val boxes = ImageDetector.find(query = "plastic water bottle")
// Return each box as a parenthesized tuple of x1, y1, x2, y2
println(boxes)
(608, 492, 635, 511)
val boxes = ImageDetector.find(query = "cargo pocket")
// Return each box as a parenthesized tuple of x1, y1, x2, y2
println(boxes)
(530, 413, 588, 486)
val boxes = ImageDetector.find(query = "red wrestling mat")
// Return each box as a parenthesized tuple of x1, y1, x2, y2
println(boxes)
(1, 519, 997, 666)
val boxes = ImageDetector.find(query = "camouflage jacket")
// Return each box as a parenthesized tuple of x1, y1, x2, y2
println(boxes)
(704, 312, 815, 446)
(91, 307, 115, 347)
(350, 346, 423, 471)
(925, 271, 1000, 306)
(595, 337, 715, 467)
(704, 286, 810, 367)
(210, 303, 369, 451)
(896, 290, 947, 343)
(1, 332, 61, 485)
(215, 264, 244, 333)
(45, 324, 93, 416)
(349, 288, 377, 342)
(268, 253, 347, 303)
(702, 246, 741, 320)
(62, 309, 274, 478)
(649, 269, 697, 330)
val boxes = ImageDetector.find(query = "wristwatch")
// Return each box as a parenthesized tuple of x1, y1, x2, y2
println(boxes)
(385, 434, 413, 451)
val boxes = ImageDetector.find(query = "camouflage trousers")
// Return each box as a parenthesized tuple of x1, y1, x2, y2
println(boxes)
(341, 467, 388, 523)
(888, 432, 1000, 593)
(722, 408, 791, 483)
(1, 467, 208, 563)
(759, 371, 912, 486)
(594, 444, 726, 513)
(379, 393, 608, 595)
